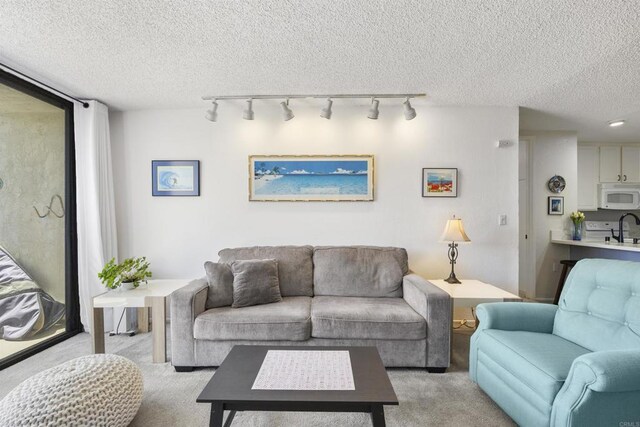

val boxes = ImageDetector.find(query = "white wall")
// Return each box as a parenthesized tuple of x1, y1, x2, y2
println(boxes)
(110, 103, 520, 293)
(521, 131, 577, 299)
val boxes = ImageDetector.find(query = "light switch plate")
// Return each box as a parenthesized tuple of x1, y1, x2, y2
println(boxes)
(499, 214, 507, 226)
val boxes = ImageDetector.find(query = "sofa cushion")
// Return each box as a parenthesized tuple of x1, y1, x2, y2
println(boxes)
(554, 258, 640, 352)
(203, 262, 234, 309)
(313, 246, 408, 297)
(218, 246, 313, 297)
(230, 259, 282, 308)
(311, 296, 425, 340)
(479, 330, 591, 410)
(194, 296, 311, 341)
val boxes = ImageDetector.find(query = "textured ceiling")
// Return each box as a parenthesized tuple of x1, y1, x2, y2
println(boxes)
(1, 1, 640, 141)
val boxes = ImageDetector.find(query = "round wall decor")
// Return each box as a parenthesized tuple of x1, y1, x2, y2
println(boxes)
(547, 175, 566, 193)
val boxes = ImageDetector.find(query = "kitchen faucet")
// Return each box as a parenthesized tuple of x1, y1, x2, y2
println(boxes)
(611, 213, 640, 243)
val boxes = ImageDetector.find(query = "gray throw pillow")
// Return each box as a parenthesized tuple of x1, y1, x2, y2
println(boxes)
(230, 259, 282, 308)
(204, 262, 234, 308)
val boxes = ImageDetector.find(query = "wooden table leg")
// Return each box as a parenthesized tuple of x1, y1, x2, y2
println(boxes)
(137, 307, 150, 333)
(370, 404, 386, 427)
(91, 306, 105, 354)
(150, 296, 166, 363)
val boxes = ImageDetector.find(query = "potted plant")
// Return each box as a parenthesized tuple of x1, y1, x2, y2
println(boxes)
(98, 257, 152, 291)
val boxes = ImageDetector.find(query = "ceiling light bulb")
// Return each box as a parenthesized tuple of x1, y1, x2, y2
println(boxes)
(243, 99, 254, 120)
(320, 98, 333, 119)
(280, 99, 294, 121)
(367, 98, 380, 120)
(205, 100, 218, 122)
(403, 98, 416, 120)
(608, 120, 625, 127)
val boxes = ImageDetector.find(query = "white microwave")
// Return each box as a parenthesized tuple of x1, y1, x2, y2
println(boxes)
(599, 183, 640, 210)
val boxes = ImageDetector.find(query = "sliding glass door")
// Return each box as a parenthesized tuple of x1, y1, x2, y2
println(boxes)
(0, 69, 80, 369)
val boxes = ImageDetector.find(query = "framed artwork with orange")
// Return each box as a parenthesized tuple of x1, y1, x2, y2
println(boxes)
(422, 168, 458, 197)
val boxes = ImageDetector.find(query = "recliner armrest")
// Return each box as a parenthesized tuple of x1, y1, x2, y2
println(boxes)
(550, 350, 640, 426)
(568, 350, 640, 393)
(475, 302, 557, 333)
(403, 274, 452, 368)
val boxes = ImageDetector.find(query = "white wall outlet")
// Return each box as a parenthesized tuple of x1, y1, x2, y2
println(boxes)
(499, 214, 507, 226)
(497, 140, 512, 148)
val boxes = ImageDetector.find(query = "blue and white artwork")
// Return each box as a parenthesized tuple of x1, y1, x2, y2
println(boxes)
(152, 160, 200, 196)
(249, 156, 374, 201)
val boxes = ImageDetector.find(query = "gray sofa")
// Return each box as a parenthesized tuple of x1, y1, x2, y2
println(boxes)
(170, 246, 452, 372)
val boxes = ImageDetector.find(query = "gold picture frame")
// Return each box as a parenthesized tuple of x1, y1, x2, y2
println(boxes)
(249, 155, 375, 202)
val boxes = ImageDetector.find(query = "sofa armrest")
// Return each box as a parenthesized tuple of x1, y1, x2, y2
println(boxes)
(170, 278, 208, 367)
(551, 350, 640, 426)
(475, 302, 557, 333)
(403, 274, 452, 368)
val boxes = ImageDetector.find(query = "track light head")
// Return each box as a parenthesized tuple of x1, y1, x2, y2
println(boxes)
(205, 100, 218, 122)
(367, 98, 380, 120)
(243, 99, 254, 120)
(320, 98, 333, 119)
(403, 98, 416, 120)
(280, 99, 294, 121)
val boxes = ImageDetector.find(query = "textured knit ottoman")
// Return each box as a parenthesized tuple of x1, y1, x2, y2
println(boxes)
(0, 354, 143, 427)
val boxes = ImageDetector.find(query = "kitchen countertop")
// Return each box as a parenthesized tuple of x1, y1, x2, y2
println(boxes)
(551, 238, 640, 253)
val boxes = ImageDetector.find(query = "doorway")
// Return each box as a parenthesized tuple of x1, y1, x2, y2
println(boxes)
(0, 69, 81, 369)
(518, 138, 535, 299)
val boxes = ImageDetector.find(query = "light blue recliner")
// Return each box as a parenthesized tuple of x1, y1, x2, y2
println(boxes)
(470, 258, 640, 426)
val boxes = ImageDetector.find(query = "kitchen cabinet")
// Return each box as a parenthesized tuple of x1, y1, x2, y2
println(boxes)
(578, 146, 599, 210)
(622, 146, 640, 182)
(599, 145, 640, 183)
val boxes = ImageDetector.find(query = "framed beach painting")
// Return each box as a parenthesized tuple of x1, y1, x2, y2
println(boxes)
(152, 160, 200, 196)
(249, 155, 374, 201)
(422, 168, 458, 197)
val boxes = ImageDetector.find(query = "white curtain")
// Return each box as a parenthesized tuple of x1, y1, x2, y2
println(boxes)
(74, 101, 118, 331)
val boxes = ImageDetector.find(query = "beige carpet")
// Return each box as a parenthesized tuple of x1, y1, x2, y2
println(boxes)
(0, 329, 514, 426)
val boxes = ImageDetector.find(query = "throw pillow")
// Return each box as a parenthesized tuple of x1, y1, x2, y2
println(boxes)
(230, 259, 282, 308)
(204, 262, 234, 308)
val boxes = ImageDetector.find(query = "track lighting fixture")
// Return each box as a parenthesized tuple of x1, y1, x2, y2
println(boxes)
(320, 98, 333, 119)
(205, 100, 218, 122)
(280, 99, 294, 121)
(367, 98, 380, 120)
(201, 94, 424, 122)
(403, 98, 416, 120)
(243, 99, 254, 120)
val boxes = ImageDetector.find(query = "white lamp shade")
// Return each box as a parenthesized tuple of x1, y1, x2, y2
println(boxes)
(205, 101, 218, 121)
(367, 99, 380, 120)
(403, 99, 416, 120)
(320, 98, 333, 119)
(243, 99, 254, 120)
(280, 101, 294, 121)
(440, 218, 471, 242)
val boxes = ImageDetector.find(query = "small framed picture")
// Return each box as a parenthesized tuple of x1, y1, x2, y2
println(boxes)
(152, 160, 200, 196)
(422, 168, 458, 197)
(548, 196, 564, 215)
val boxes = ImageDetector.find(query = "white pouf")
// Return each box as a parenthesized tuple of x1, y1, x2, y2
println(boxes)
(0, 354, 143, 427)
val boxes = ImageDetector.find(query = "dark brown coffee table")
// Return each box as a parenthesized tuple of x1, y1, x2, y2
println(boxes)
(197, 345, 398, 427)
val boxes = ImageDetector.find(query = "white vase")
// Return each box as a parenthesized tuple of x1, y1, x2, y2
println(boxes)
(119, 281, 136, 291)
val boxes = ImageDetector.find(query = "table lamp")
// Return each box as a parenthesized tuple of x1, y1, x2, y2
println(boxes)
(440, 215, 471, 284)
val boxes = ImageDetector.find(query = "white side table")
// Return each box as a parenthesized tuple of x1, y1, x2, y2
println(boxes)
(91, 279, 191, 363)
(428, 279, 522, 329)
